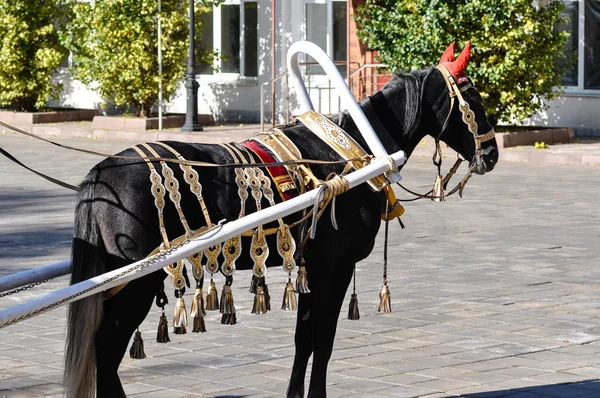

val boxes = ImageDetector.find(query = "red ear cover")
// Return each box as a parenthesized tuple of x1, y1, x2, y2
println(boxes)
(440, 41, 471, 80)
(438, 41, 456, 64)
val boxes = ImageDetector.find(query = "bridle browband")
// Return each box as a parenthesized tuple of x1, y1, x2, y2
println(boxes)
(396, 65, 495, 201)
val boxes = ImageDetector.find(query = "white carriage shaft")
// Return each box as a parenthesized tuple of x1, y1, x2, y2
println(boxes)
(286, 41, 402, 183)
(0, 153, 406, 327)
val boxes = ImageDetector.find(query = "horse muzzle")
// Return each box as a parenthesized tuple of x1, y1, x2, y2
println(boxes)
(473, 146, 498, 175)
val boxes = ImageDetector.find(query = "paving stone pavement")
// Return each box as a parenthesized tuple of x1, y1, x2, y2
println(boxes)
(0, 133, 599, 397)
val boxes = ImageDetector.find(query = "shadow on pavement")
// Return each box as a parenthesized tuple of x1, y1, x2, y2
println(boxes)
(444, 379, 600, 397)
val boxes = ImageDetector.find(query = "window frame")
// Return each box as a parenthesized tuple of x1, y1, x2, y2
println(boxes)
(200, 0, 258, 81)
(560, 0, 600, 95)
(302, 0, 347, 76)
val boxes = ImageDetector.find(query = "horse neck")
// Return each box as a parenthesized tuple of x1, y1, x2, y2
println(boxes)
(335, 70, 436, 161)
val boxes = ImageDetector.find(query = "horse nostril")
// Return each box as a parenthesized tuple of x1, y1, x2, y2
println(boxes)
(482, 147, 498, 171)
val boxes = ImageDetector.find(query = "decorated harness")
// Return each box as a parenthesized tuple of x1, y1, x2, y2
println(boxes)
(117, 110, 405, 345)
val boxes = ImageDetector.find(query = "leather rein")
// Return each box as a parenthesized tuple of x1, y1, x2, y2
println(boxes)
(0, 120, 369, 192)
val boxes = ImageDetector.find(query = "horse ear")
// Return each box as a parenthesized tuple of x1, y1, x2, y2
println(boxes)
(444, 41, 471, 79)
(439, 42, 456, 64)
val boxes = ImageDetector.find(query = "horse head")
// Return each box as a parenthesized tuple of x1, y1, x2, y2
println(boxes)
(432, 41, 498, 174)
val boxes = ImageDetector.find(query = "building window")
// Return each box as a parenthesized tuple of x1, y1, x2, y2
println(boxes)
(196, 1, 258, 77)
(584, 0, 600, 89)
(304, 0, 347, 77)
(559, 0, 600, 92)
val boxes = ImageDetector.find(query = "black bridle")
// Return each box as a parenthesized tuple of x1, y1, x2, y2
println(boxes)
(396, 65, 495, 201)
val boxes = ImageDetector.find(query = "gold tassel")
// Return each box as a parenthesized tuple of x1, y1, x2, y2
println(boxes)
(252, 286, 268, 314)
(348, 293, 360, 320)
(193, 315, 206, 333)
(156, 309, 170, 343)
(295, 265, 310, 294)
(221, 276, 237, 325)
(173, 297, 188, 334)
(378, 284, 392, 313)
(206, 279, 219, 311)
(432, 174, 445, 202)
(220, 285, 235, 315)
(281, 282, 297, 311)
(190, 288, 207, 333)
(129, 328, 146, 359)
(250, 276, 270, 312)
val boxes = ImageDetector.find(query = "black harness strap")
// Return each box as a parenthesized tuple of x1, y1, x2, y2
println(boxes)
(0, 145, 80, 191)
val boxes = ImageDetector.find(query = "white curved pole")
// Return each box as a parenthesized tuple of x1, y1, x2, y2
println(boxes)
(287, 41, 402, 183)
(0, 151, 405, 327)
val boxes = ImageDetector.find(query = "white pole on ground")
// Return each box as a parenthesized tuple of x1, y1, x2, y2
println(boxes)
(0, 151, 406, 328)
(0, 260, 72, 293)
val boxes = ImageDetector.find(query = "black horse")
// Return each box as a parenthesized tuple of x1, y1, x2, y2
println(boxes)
(65, 43, 498, 398)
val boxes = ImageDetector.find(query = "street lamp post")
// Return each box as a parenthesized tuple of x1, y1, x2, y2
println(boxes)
(181, 0, 203, 132)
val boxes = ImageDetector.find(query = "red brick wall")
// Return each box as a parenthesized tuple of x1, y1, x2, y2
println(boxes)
(348, 0, 379, 99)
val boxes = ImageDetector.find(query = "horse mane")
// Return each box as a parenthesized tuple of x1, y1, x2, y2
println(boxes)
(387, 68, 434, 137)
(337, 67, 434, 140)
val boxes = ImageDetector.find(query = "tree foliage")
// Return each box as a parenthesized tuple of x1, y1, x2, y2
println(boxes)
(0, 0, 64, 111)
(62, 0, 213, 117)
(355, 0, 573, 125)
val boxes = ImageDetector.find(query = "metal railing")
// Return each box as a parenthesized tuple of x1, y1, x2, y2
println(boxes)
(260, 71, 289, 132)
(260, 62, 389, 131)
(348, 64, 390, 102)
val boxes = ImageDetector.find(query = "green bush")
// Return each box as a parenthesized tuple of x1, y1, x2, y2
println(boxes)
(355, 0, 573, 126)
(62, 0, 214, 117)
(0, 0, 64, 111)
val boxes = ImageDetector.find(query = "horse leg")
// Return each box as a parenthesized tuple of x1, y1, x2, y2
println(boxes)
(287, 290, 314, 398)
(95, 271, 165, 397)
(306, 262, 355, 398)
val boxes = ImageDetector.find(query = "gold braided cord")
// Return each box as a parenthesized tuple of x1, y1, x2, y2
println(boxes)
(321, 175, 350, 202)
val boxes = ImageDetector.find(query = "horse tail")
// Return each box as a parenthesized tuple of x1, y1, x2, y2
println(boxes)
(64, 169, 105, 398)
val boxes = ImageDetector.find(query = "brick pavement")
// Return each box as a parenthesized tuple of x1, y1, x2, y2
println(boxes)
(0, 133, 600, 397)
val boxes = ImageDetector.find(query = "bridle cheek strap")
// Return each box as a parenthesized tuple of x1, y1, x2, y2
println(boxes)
(436, 65, 495, 167)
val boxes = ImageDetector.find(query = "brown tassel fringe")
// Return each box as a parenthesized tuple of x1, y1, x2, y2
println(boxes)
(295, 266, 310, 294)
(193, 315, 206, 332)
(220, 285, 235, 315)
(221, 312, 237, 325)
(252, 286, 268, 314)
(348, 293, 360, 320)
(249, 274, 259, 293)
(156, 310, 171, 343)
(378, 284, 392, 313)
(190, 288, 207, 333)
(281, 282, 297, 311)
(129, 328, 147, 359)
(263, 281, 271, 311)
(206, 280, 219, 311)
(173, 297, 188, 334)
